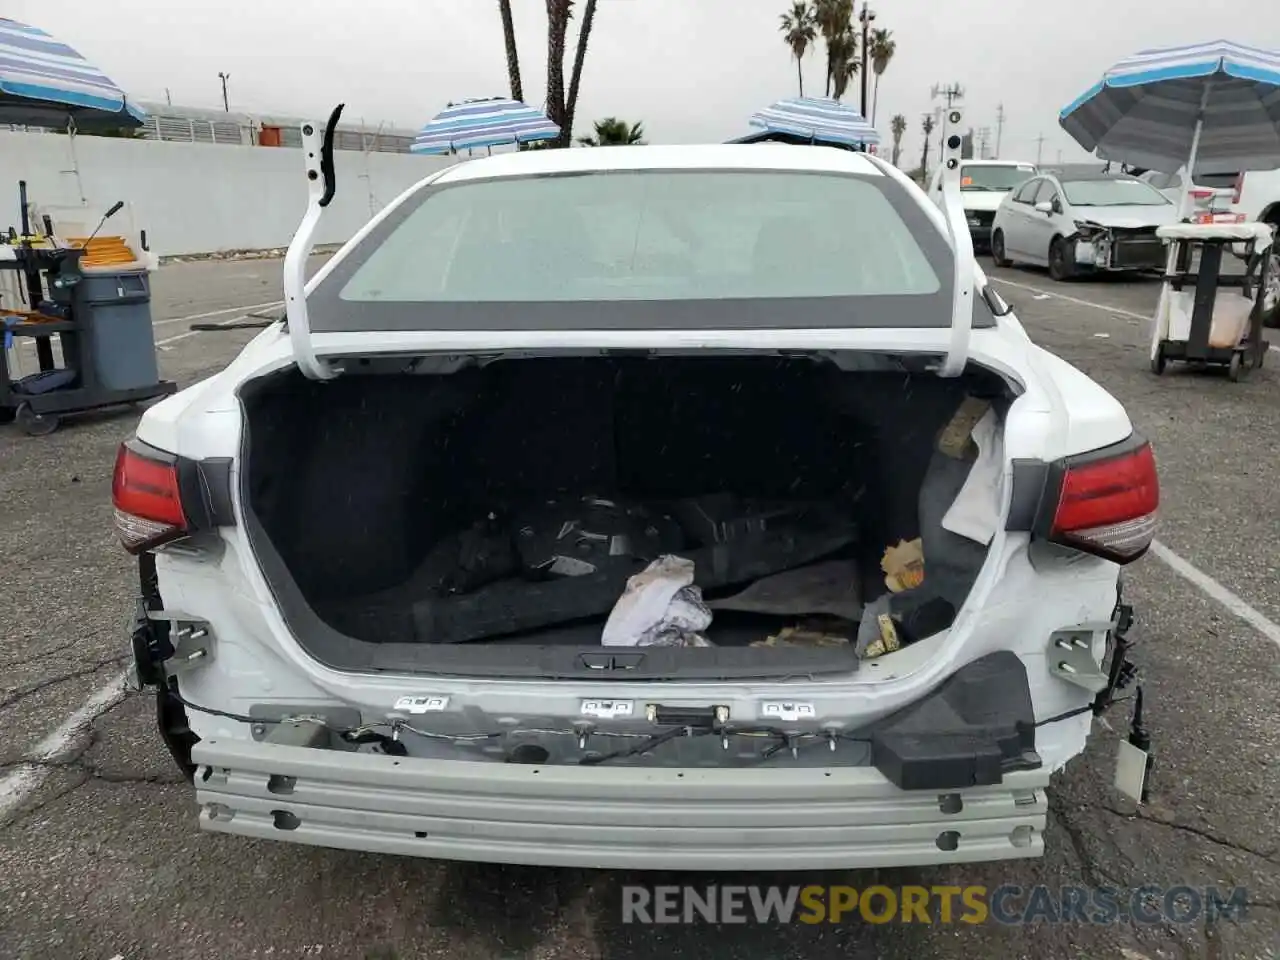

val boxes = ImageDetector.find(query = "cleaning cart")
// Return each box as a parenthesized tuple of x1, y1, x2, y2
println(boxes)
(1148, 221, 1274, 382)
(0, 188, 175, 435)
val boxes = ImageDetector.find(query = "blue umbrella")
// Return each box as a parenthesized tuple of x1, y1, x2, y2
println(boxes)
(748, 96, 881, 148)
(1060, 40, 1280, 182)
(0, 17, 145, 130)
(411, 97, 560, 155)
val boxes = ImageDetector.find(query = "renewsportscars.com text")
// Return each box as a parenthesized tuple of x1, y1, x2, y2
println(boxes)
(621, 885, 1251, 926)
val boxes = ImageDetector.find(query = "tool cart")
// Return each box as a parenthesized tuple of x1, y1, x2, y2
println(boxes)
(1, 195, 175, 436)
(1148, 221, 1275, 382)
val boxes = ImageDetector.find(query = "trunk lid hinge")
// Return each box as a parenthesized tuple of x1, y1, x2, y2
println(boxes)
(937, 104, 975, 379)
(285, 104, 345, 382)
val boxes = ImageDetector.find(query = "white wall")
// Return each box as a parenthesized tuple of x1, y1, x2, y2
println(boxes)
(0, 131, 454, 257)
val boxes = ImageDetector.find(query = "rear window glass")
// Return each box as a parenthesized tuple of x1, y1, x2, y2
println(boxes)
(338, 171, 940, 303)
(307, 168, 997, 332)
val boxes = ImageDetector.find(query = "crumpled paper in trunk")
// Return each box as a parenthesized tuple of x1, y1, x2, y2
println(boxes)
(602, 555, 713, 647)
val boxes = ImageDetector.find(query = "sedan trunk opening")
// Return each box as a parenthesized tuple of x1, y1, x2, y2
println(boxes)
(239, 352, 1012, 677)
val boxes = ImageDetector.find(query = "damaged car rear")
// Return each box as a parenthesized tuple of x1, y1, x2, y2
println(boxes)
(117, 109, 1158, 870)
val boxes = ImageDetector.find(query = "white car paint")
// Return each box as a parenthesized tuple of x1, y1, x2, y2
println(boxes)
(117, 144, 1155, 869)
(992, 172, 1180, 277)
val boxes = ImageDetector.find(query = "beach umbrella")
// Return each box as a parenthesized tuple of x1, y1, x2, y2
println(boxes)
(1060, 40, 1280, 214)
(748, 96, 881, 148)
(411, 97, 559, 155)
(0, 17, 145, 131)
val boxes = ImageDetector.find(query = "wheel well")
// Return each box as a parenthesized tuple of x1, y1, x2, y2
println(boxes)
(1260, 203, 1280, 227)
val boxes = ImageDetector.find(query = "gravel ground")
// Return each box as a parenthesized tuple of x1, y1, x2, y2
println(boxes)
(0, 256, 1276, 960)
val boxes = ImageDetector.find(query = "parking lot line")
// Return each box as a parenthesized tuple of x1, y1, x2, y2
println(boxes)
(989, 277, 1151, 322)
(1149, 542, 1280, 651)
(0, 669, 129, 822)
(152, 299, 283, 329)
(990, 276, 1279, 352)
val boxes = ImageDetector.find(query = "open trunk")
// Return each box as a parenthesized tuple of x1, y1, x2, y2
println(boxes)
(241, 353, 1012, 674)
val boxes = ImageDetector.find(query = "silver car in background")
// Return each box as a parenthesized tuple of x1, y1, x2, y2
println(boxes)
(990, 172, 1180, 281)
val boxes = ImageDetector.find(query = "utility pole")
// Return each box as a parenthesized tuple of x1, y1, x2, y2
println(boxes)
(217, 72, 230, 113)
(995, 103, 1006, 158)
(977, 126, 992, 159)
(858, 3, 877, 119)
(931, 83, 964, 166)
(1034, 132, 1046, 165)
(164, 87, 172, 106)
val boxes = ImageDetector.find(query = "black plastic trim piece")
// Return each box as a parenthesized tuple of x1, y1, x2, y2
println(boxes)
(1004, 458, 1051, 532)
(866, 651, 1041, 790)
(196, 457, 236, 527)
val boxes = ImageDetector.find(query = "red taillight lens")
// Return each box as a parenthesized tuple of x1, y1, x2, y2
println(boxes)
(112, 441, 189, 553)
(1232, 173, 1244, 204)
(1049, 442, 1159, 564)
(1190, 188, 1213, 199)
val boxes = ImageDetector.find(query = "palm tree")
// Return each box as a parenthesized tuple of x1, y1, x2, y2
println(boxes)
(542, 0, 600, 147)
(577, 117, 645, 146)
(779, 2, 816, 97)
(813, 0, 854, 98)
(868, 28, 895, 126)
(563, 0, 598, 147)
(828, 27, 858, 101)
(545, 0, 571, 141)
(890, 113, 907, 167)
(920, 113, 935, 179)
(497, 0, 524, 102)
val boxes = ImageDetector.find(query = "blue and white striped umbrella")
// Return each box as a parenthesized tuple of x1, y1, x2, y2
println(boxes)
(748, 97, 881, 148)
(0, 17, 145, 130)
(411, 97, 560, 155)
(1060, 40, 1280, 177)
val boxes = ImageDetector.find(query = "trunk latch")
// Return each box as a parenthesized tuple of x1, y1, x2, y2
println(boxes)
(578, 652, 645, 671)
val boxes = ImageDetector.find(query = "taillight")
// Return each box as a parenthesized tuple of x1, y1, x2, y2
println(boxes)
(112, 440, 190, 553)
(1045, 439, 1159, 564)
(1189, 188, 1213, 200)
(1232, 173, 1244, 204)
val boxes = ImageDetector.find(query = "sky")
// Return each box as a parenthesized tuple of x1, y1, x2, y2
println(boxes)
(10, 0, 1280, 167)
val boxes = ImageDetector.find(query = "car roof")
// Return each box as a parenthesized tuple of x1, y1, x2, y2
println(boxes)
(432, 143, 886, 183)
(961, 159, 1035, 167)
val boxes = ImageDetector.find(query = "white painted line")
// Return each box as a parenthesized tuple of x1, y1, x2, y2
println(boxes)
(152, 299, 282, 329)
(11, 299, 283, 357)
(989, 276, 1150, 321)
(990, 275, 1279, 352)
(156, 311, 263, 348)
(1149, 542, 1280, 651)
(0, 670, 130, 821)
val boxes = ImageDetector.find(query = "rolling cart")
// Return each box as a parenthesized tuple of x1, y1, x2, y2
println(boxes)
(1149, 222, 1275, 382)
(1, 237, 175, 437)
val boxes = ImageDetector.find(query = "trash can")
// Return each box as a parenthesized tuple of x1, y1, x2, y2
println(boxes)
(54, 269, 161, 391)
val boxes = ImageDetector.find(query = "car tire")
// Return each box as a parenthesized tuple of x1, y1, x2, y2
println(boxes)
(991, 230, 1012, 268)
(1048, 237, 1074, 282)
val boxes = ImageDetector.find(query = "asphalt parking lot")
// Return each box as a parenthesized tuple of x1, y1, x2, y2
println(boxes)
(1, 256, 1277, 960)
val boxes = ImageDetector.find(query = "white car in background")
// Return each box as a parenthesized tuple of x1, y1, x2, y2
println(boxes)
(1137, 169, 1236, 214)
(928, 159, 1037, 249)
(114, 130, 1158, 870)
(991, 171, 1179, 281)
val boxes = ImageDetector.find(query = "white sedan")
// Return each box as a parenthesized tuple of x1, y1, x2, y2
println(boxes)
(113, 129, 1158, 870)
(991, 171, 1181, 280)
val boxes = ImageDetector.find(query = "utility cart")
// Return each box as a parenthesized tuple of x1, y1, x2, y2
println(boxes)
(1, 238, 175, 436)
(1148, 221, 1275, 382)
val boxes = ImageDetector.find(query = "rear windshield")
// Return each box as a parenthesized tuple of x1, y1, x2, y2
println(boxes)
(308, 169, 995, 332)
(1062, 177, 1171, 207)
(961, 164, 1035, 192)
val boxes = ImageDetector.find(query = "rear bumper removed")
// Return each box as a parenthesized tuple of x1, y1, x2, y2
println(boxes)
(193, 739, 1051, 869)
(188, 652, 1060, 869)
